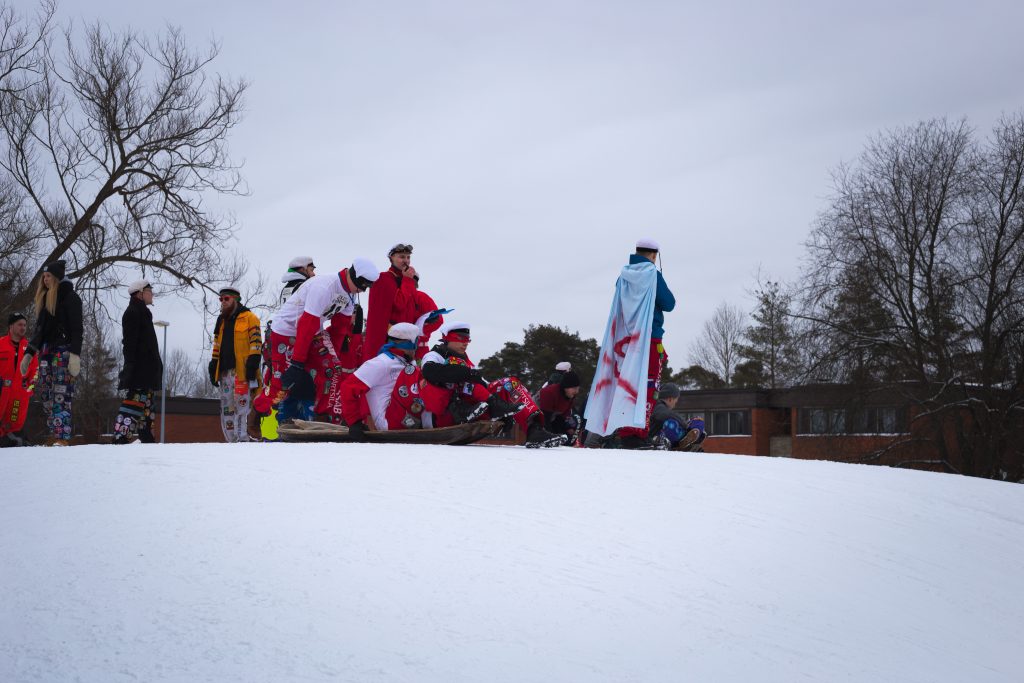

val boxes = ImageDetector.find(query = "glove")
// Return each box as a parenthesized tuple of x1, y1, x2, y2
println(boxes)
(281, 361, 315, 401)
(68, 353, 81, 378)
(466, 367, 484, 384)
(245, 354, 261, 381)
(352, 304, 364, 335)
(208, 359, 219, 387)
(118, 365, 133, 391)
(347, 420, 368, 441)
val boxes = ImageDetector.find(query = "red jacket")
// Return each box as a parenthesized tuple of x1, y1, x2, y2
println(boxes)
(0, 334, 39, 435)
(365, 267, 445, 360)
(365, 266, 418, 360)
(538, 382, 574, 420)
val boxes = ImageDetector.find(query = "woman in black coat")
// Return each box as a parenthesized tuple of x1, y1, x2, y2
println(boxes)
(22, 260, 83, 445)
(114, 279, 163, 444)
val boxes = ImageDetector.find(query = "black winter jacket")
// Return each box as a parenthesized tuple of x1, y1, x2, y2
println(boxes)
(29, 279, 84, 355)
(120, 296, 163, 390)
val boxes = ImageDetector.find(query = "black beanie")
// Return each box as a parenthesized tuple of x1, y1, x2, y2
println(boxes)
(7, 312, 26, 325)
(560, 370, 580, 389)
(43, 260, 66, 280)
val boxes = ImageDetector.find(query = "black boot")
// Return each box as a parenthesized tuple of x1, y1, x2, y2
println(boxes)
(486, 394, 522, 421)
(449, 397, 488, 424)
(525, 415, 565, 448)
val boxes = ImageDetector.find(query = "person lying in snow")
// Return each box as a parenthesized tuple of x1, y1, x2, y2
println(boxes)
(338, 323, 426, 440)
(420, 321, 564, 448)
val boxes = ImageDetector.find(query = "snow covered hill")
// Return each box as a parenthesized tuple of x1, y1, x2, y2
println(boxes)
(1, 443, 1022, 683)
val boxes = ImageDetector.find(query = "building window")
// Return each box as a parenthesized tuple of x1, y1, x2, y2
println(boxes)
(798, 407, 907, 434)
(709, 410, 750, 435)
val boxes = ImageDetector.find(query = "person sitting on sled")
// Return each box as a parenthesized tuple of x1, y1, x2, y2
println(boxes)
(536, 361, 581, 445)
(258, 258, 379, 423)
(420, 321, 564, 448)
(650, 383, 706, 451)
(338, 322, 425, 440)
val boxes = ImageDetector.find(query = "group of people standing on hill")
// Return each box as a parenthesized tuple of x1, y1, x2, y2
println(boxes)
(0, 238, 707, 450)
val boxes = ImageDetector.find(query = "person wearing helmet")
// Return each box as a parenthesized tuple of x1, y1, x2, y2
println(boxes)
(338, 322, 425, 439)
(260, 259, 379, 424)
(113, 279, 163, 444)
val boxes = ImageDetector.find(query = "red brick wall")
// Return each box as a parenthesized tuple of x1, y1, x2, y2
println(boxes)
(704, 407, 790, 456)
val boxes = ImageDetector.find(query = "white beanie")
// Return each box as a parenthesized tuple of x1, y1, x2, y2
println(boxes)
(128, 279, 152, 294)
(288, 255, 314, 269)
(350, 257, 380, 282)
(636, 238, 660, 251)
(387, 322, 420, 342)
(555, 361, 572, 372)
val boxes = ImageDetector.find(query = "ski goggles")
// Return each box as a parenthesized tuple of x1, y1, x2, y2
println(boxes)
(388, 243, 413, 257)
(442, 331, 471, 343)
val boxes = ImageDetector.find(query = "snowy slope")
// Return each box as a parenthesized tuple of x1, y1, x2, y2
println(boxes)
(1, 443, 1022, 683)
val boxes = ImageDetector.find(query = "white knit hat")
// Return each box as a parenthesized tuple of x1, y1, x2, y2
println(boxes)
(440, 320, 471, 336)
(636, 238, 660, 251)
(288, 256, 315, 269)
(387, 322, 420, 342)
(350, 257, 380, 282)
(127, 279, 152, 294)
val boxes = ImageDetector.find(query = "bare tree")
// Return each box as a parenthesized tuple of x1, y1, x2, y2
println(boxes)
(799, 116, 1024, 480)
(689, 302, 746, 387)
(0, 3, 249, 320)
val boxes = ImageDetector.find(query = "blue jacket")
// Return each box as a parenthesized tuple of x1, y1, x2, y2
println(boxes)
(629, 254, 675, 339)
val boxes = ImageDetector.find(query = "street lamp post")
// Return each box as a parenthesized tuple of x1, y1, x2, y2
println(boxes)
(153, 320, 170, 443)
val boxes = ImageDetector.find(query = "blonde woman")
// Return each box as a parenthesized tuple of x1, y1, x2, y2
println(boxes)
(20, 260, 84, 446)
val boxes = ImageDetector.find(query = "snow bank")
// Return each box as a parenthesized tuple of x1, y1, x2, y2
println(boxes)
(2, 443, 1021, 682)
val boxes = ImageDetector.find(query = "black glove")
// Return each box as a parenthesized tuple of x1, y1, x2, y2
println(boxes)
(348, 420, 368, 441)
(281, 361, 315, 401)
(208, 359, 219, 387)
(352, 304, 364, 334)
(245, 354, 261, 381)
(118, 365, 133, 391)
(466, 368, 485, 384)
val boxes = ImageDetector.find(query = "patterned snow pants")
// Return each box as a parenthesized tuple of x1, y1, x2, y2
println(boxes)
(114, 390, 155, 441)
(38, 347, 75, 442)
(218, 369, 255, 443)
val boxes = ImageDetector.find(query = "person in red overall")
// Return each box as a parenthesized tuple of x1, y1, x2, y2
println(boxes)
(0, 313, 39, 447)
(364, 244, 445, 361)
(420, 321, 564, 448)
(338, 323, 426, 439)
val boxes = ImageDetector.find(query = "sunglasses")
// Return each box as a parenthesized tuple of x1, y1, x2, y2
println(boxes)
(219, 295, 237, 302)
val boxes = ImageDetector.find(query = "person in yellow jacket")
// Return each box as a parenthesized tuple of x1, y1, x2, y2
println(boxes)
(209, 285, 263, 442)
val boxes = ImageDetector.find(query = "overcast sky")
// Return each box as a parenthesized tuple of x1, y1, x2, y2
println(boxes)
(56, 0, 1024, 369)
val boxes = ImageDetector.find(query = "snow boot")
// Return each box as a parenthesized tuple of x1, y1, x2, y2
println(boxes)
(450, 398, 489, 424)
(486, 394, 522, 421)
(525, 417, 565, 449)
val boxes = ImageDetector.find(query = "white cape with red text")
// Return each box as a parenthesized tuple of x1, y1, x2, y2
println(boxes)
(583, 261, 657, 436)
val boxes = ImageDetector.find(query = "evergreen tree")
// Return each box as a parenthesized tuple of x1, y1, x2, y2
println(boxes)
(737, 280, 799, 388)
(479, 325, 599, 405)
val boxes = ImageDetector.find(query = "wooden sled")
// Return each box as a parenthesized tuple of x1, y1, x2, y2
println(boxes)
(276, 419, 501, 445)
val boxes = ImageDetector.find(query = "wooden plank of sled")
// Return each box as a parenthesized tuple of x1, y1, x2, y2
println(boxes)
(276, 419, 500, 445)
